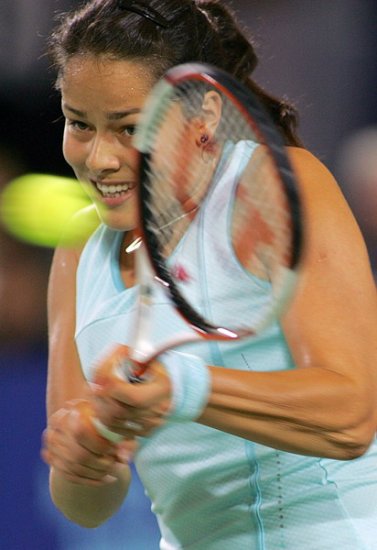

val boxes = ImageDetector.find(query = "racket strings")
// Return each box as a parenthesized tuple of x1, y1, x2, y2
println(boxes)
(232, 147, 294, 286)
(144, 81, 292, 278)
(192, 84, 294, 288)
(142, 80, 222, 257)
(138, 71, 299, 334)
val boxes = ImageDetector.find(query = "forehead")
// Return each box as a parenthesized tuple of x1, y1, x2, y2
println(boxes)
(60, 55, 156, 109)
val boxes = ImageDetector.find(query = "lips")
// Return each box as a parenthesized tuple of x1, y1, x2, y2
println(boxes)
(93, 180, 136, 198)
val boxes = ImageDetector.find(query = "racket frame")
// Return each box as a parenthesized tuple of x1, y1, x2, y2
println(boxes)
(134, 63, 303, 343)
(92, 64, 304, 440)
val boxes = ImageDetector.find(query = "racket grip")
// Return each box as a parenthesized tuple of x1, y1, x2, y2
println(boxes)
(114, 356, 147, 384)
(91, 359, 146, 443)
(92, 417, 124, 444)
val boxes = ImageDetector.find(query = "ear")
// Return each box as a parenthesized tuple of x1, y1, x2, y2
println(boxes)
(201, 91, 223, 135)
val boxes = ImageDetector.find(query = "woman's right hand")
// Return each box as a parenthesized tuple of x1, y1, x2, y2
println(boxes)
(41, 399, 136, 487)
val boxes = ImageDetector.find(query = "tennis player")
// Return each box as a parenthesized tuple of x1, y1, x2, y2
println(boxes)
(42, 1, 377, 549)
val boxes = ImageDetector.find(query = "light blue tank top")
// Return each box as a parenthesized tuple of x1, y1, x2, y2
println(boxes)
(76, 141, 377, 549)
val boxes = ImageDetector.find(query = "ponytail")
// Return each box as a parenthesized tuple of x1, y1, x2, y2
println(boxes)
(196, 1, 302, 146)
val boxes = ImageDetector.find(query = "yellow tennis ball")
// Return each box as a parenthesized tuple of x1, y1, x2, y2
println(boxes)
(0, 174, 99, 247)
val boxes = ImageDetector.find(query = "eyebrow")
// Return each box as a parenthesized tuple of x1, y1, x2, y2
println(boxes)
(62, 103, 141, 120)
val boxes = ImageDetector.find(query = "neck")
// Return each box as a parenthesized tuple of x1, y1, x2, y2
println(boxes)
(120, 231, 136, 266)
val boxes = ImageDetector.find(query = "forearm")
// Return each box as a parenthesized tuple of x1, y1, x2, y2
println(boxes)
(49, 464, 131, 528)
(199, 366, 375, 460)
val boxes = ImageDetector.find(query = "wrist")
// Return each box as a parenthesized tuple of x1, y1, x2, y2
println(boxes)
(162, 351, 211, 422)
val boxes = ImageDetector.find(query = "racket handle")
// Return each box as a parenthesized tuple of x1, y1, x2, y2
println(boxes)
(112, 354, 147, 383)
(91, 360, 146, 443)
(91, 417, 125, 444)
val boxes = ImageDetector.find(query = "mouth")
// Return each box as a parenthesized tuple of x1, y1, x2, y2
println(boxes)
(92, 180, 136, 199)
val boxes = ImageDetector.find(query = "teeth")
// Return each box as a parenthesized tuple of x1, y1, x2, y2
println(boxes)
(96, 182, 130, 195)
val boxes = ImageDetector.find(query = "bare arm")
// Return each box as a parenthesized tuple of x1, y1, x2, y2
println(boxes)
(198, 148, 377, 458)
(91, 149, 377, 460)
(44, 245, 132, 527)
(46, 246, 88, 414)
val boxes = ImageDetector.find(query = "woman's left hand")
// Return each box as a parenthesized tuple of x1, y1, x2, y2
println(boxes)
(91, 344, 172, 438)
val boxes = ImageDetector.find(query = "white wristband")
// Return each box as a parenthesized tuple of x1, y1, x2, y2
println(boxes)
(162, 351, 211, 422)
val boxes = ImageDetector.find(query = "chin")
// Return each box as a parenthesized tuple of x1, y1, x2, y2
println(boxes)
(94, 203, 137, 232)
(100, 212, 137, 232)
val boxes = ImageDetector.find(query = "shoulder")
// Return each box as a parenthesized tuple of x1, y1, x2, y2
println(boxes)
(50, 204, 101, 267)
(287, 146, 342, 198)
(286, 146, 365, 248)
(49, 206, 103, 294)
(61, 204, 100, 252)
(282, 148, 377, 365)
(284, 146, 376, 322)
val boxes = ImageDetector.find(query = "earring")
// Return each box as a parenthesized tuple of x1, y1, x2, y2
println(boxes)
(196, 133, 209, 147)
(195, 129, 217, 163)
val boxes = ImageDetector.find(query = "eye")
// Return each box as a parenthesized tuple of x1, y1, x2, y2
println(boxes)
(122, 124, 137, 137)
(67, 119, 91, 132)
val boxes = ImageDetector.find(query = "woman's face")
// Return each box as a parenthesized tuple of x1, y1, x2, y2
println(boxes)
(60, 55, 156, 231)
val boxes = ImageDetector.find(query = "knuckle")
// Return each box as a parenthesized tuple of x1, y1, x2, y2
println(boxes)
(72, 422, 87, 440)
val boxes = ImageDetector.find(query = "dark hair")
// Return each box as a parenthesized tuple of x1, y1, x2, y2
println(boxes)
(48, 0, 302, 146)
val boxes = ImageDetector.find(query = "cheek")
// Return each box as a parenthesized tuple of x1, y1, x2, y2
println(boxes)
(128, 146, 140, 168)
(62, 129, 85, 170)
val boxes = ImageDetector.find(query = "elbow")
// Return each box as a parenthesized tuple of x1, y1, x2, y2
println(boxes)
(328, 432, 373, 461)
(62, 515, 105, 529)
(48, 465, 131, 528)
(322, 377, 377, 460)
(48, 465, 131, 529)
(325, 413, 375, 461)
(65, 516, 107, 530)
(50, 492, 109, 529)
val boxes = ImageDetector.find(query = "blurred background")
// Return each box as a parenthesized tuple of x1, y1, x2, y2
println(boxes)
(0, 1, 376, 548)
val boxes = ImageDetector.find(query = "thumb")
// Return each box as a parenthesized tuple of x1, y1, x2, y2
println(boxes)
(117, 439, 139, 464)
(93, 344, 132, 389)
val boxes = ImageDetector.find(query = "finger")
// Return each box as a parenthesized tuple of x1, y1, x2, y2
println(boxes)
(46, 401, 117, 456)
(92, 398, 157, 430)
(115, 440, 137, 464)
(61, 475, 117, 487)
(52, 462, 118, 487)
(92, 348, 171, 408)
(94, 373, 171, 411)
(47, 437, 119, 482)
(44, 428, 115, 473)
(44, 413, 119, 477)
(119, 414, 167, 437)
(95, 395, 169, 420)
(68, 400, 120, 455)
(93, 345, 131, 390)
(93, 395, 135, 422)
(55, 461, 131, 487)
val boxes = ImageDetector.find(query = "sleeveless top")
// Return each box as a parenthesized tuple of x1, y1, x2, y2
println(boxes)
(76, 141, 377, 549)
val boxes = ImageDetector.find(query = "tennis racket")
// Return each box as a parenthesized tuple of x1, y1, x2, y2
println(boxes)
(92, 62, 303, 441)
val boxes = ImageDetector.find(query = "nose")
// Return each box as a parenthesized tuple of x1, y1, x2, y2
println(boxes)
(86, 133, 121, 175)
